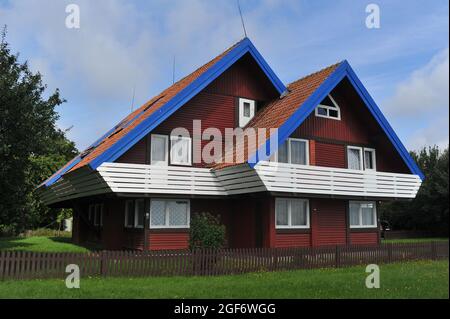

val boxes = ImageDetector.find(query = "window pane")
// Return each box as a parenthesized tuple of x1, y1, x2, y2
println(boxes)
(290, 140, 307, 165)
(150, 200, 166, 226)
(329, 109, 339, 118)
(291, 200, 307, 226)
(348, 148, 362, 170)
(171, 137, 190, 165)
(361, 203, 375, 226)
(349, 203, 360, 226)
(151, 136, 166, 163)
(135, 200, 145, 227)
(276, 200, 288, 226)
(364, 150, 374, 169)
(243, 102, 251, 117)
(126, 201, 135, 227)
(317, 107, 327, 116)
(95, 204, 101, 225)
(277, 141, 289, 163)
(168, 201, 188, 226)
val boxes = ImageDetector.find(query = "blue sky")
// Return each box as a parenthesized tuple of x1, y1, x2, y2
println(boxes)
(1, 0, 448, 151)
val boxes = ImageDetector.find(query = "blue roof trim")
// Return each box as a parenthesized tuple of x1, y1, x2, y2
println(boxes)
(87, 37, 286, 170)
(247, 60, 425, 180)
(43, 156, 82, 187)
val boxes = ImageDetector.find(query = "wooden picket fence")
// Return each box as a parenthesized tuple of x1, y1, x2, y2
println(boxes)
(0, 241, 448, 280)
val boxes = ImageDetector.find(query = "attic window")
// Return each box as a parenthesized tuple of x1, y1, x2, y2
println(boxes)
(315, 94, 341, 120)
(238, 98, 255, 127)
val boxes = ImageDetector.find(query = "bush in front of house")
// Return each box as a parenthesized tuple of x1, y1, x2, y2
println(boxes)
(189, 212, 226, 250)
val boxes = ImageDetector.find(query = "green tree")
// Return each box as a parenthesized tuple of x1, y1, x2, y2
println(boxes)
(0, 28, 77, 234)
(380, 146, 449, 235)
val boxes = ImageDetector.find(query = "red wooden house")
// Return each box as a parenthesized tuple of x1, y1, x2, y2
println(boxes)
(38, 38, 423, 250)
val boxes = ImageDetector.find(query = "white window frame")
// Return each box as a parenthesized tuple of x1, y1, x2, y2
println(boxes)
(124, 200, 135, 228)
(238, 98, 256, 127)
(363, 147, 377, 171)
(349, 201, 377, 229)
(275, 198, 310, 229)
(150, 134, 169, 166)
(170, 135, 192, 166)
(347, 146, 363, 170)
(273, 138, 309, 165)
(315, 94, 341, 120)
(149, 199, 190, 229)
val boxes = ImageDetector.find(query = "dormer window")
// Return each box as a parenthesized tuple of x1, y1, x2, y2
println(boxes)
(238, 98, 256, 127)
(315, 94, 341, 120)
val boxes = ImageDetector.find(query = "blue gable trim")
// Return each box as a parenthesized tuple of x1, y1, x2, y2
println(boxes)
(43, 156, 82, 187)
(87, 37, 286, 171)
(247, 60, 425, 180)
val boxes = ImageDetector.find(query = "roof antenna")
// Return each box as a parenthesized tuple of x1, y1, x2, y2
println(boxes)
(130, 84, 136, 112)
(172, 55, 176, 84)
(237, 0, 247, 38)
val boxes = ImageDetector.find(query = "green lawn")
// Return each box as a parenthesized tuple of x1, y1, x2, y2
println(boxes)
(382, 238, 449, 244)
(0, 236, 89, 253)
(0, 260, 447, 299)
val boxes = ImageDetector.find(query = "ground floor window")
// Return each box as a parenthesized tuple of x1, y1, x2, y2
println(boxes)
(124, 199, 145, 228)
(275, 198, 309, 229)
(349, 201, 377, 228)
(89, 203, 103, 227)
(150, 199, 190, 228)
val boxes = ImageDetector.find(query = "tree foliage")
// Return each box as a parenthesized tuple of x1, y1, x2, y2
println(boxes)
(0, 28, 77, 235)
(380, 146, 449, 235)
(189, 212, 226, 250)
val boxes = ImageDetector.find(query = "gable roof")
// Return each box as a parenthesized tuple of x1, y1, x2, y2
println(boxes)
(41, 37, 286, 187)
(214, 60, 424, 180)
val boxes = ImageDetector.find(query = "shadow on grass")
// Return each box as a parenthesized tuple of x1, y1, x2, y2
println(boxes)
(0, 238, 34, 251)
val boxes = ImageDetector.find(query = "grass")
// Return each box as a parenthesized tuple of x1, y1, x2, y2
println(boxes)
(0, 260, 447, 299)
(382, 238, 449, 244)
(0, 236, 89, 253)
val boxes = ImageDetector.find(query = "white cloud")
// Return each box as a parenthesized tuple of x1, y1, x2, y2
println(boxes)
(386, 48, 449, 116)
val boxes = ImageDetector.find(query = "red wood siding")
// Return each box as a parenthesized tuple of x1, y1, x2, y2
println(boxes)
(350, 232, 379, 245)
(315, 142, 346, 168)
(312, 199, 347, 246)
(149, 232, 189, 250)
(117, 54, 278, 168)
(204, 53, 278, 101)
(275, 233, 311, 248)
(291, 78, 410, 174)
(116, 138, 147, 164)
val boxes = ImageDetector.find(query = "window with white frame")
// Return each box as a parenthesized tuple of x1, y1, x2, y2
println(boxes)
(315, 94, 341, 120)
(347, 146, 377, 171)
(275, 198, 310, 229)
(364, 148, 376, 170)
(349, 201, 377, 228)
(94, 203, 103, 227)
(347, 146, 363, 170)
(150, 199, 190, 228)
(273, 138, 309, 165)
(170, 135, 192, 166)
(124, 199, 145, 228)
(238, 98, 256, 127)
(150, 134, 168, 166)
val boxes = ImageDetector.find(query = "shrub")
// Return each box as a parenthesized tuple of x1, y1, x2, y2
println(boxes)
(189, 212, 226, 250)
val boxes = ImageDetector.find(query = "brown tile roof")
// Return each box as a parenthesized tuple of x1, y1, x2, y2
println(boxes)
(42, 39, 245, 185)
(212, 61, 342, 169)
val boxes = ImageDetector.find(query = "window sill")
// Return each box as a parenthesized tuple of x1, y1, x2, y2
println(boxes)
(349, 226, 378, 232)
(276, 228, 311, 234)
(149, 228, 190, 233)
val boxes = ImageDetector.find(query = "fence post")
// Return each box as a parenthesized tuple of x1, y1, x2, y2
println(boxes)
(100, 251, 108, 277)
(388, 243, 393, 263)
(335, 245, 340, 268)
(431, 241, 437, 260)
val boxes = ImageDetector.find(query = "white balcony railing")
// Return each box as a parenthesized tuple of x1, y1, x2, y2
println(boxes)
(97, 162, 227, 196)
(254, 161, 422, 199)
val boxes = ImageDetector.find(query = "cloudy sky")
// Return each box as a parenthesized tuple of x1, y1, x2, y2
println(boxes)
(1, 0, 448, 151)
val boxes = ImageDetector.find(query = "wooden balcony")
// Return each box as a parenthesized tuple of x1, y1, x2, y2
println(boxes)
(97, 162, 227, 196)
(254, 161, 422, 199)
